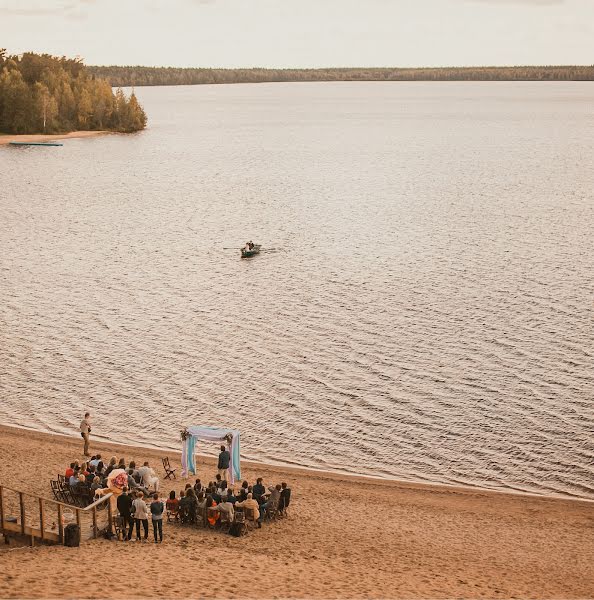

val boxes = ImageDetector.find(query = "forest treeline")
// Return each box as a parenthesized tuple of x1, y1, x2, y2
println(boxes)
(0, 51, 147, 135)
(88, 65, 594, 87)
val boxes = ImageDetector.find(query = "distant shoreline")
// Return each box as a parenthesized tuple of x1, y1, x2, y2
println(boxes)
(0, 130, 110, 146)
(88, 65, 594, 87)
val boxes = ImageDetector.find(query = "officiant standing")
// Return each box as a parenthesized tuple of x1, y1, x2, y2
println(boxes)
(217, 445, 230, 481)
(80, 412, 91, 456)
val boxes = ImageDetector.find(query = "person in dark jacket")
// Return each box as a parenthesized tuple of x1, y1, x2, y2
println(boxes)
(117, 487, 134, 540)
(217, 445, 230, 480)
(253, 478, 265, 501)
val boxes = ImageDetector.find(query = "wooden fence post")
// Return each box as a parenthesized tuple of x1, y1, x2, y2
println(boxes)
(107, 500, 113, 535)
(0, 486, 4, 531)
(92, 507, 97, 539)
(39, 497, 45, 541)
(19, 492, 25, 535)
(57, 504, 63, 543)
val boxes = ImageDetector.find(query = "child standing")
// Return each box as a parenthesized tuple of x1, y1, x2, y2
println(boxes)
(150, 492, 164, 543)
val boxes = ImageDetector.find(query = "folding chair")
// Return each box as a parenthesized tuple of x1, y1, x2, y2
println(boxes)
(162, 457, 177, 480)
(112, 516, 125, 541)
(50, 481, 63, 503)
(233, 510, 248, 536)
(243, 507, 258, 529)
(264, 500, 279, 522)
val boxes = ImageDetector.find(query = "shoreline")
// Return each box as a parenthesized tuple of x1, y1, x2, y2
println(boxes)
(1, 423, 593, 598)
(2, 423, 591, 506)
(0, 130, 110, 145)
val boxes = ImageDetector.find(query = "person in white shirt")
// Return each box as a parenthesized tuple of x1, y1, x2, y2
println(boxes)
(217, 499, 234, 523)
(132, 491, 149, 541)
(79, 412, 91, 456)
(89, 454, 101, 469)
(137, 461, 159, 492)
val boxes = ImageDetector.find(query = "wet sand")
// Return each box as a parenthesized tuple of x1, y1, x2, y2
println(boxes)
(0, 131, 109, 145)
(0, 424, 593, 599)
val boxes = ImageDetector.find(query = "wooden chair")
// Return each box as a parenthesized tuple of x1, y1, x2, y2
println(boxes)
(112, 516, 125, 541)
(50, 480, 63, 503)
(264, 499, 279, 522)
(243, 507, 258, 529)
(196, 505, 207, 528)
(162, 457, 177, 480)
(218, 509, 233, 532)
(233, 510, 248, 536)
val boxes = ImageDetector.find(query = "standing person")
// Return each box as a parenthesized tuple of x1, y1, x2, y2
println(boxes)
(132, 491, 149, 541)
(150, 493, 164, 543)
(80, 412, 91, 457)
(117, 487, 134, 541)
(217, 445, 230, 481)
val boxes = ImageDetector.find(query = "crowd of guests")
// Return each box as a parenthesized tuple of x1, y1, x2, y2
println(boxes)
(63, 454, 160, 497)
(60, 452, 292, 542)
(165, 475, 291, 529)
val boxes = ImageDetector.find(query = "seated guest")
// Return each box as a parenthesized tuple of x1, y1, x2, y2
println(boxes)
(76, 473, 88, 488)
(205, 495, 219, 527)
(96, 461, 105, 477)
(258, 484, 281, 523)
(253, 478, 265, 501)
(89, 454, 101, 468)
(235, 493, 260, 525)
(126, 469, 149, 496)
(105, 457, 118, 476)
(179, 488, 197, 524)
(193, 479, 202, 494)
(185, 483, 192, 491)
(226, 489, 237, 504)
(85, 465, 96, 484)
(90, 476, 102, 492)
(65, 462, 76, 479)
(196, 492, 206, 510)
(214, 474, 223, 489)
(238, 480, 249, 500)
(69, 468, 80, 486)
(138, 461, 159, 492)
(212, 487, 222, 503)
(217, 497, 234, 523)
(80, 462, 90, 476)
(117, 457, 126, 470)
(166, 490, 179, 521)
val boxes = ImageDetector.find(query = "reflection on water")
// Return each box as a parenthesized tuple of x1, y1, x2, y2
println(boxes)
(1, 82, 593, 498)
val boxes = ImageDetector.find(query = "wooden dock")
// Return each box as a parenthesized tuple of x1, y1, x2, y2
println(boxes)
(0, 484, 113, 546)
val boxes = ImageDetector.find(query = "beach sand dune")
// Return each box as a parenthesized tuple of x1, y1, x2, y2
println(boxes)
(0, 425, 592, 599)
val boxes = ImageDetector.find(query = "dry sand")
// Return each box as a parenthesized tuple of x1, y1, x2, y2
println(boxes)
(0, 131, 108, 145)
(0, 424, 592, 599)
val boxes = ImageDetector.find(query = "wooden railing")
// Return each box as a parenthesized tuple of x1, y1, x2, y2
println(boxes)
(0, 483, 113, 546)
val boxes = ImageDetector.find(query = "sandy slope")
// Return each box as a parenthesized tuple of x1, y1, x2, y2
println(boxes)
(0, 424, 592, 599)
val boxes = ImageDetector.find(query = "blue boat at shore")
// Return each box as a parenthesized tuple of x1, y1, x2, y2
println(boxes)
(9, 141, 63, 147)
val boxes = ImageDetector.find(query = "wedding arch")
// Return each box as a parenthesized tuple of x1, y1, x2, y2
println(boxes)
(180, 425, 241, 483)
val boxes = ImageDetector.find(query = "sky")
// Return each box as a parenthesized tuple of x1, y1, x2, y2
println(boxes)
(0, 0, 592, 68)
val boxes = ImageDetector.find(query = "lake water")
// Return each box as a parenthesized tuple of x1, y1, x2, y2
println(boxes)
(1, 82, 593, 499)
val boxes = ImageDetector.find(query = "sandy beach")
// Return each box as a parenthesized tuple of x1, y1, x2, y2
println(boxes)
(0, 424, 592, 599)
(0, 131, 108, 145)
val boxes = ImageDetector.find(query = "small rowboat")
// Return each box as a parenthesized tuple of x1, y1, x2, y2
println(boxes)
(9, 141, 63, 146)
(241, 244, 261, 258)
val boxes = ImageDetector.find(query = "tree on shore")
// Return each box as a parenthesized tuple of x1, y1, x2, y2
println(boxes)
(0, 49, 147, 134)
